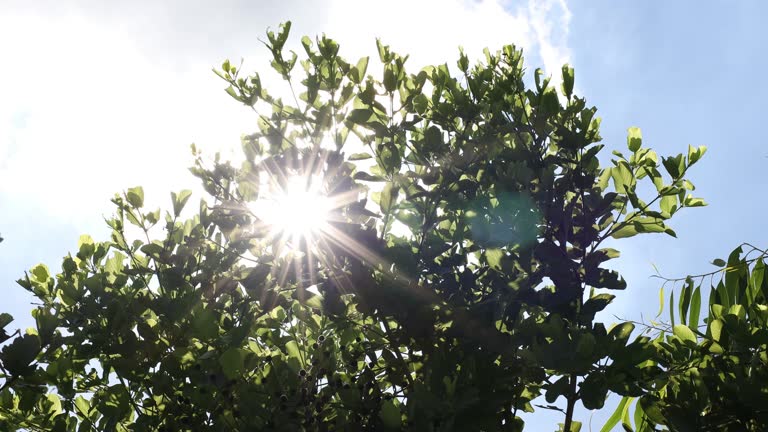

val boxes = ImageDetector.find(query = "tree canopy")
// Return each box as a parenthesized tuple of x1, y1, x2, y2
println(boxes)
(2, 22, 762, 432)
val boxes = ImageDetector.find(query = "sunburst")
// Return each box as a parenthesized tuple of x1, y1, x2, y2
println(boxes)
(245, 148, 400, 296)
(251, 174, 333, 243)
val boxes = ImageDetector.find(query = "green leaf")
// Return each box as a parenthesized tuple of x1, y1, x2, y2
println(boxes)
(191, 308, 218, 340)
(598, 168, 612, 190)
(348, 152, 373, 161)
(225, 85, 240, 101)
(683, 195, 706, 207)
(585, 268, 627, 290)
(0, 313, 12, 329)
(627, 127, 642, 152)
(377, 142, 401, 174)
(611, 223, 639, 239)
(350, 56, 369, 84)
(0, 334, 41, 376)
(581, 294, 616, 322)
(99, 384, 130, 418)
(679, 279, 692, 326)
(412, 93, 429, 115)
(559, 421, 583, 432)
(688, 286, 701, 331)
(660, 194, 676, 215)
(348, 108, 374, 124)
(376, 38, 390, 62)
(673, 324, 696, 344)
(687, 144, 707, 165)
(621, 401, 633, 432)
(611, 161, 633, 194)
(661, 155, 683, 179)
(74, 396, 91, 418)
(561, 64, 574, 98)
(709, 318, 723, 342)
(354, 171, 384, 182)
(546, 376, 571, 403)
(601, 396, 632, 432)
(485, 248, 504, 270)
(576, 333, 597, 358)
(728, 304, 746, 321)
(383, 64, 397, 92)
(78, 234, 95, 253)
(711, 258, 726, 267)
(285, 340, 301, 360)
(379, 399, 401, 428)
(126, 186, 145, 208)
(219, 348, 245, 379)
(669, 290, 675, 328)
(33, 307, 57, 345)
(171, 190, 192, 217)
(580, 373, 608, 409)
(609, 322, 635, 344)
(31, 263, 50, 282)
(656, 286, 664, 318)
(379, 182, 400, 215)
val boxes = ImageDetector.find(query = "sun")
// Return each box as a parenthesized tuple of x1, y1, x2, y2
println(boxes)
(250, 174, 332, 241)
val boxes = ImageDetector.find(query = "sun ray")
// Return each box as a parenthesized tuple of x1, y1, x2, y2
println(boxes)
(245, 148, 369, 291)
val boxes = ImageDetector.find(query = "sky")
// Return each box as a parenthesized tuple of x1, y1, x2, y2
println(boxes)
(1, 0, 767, 430)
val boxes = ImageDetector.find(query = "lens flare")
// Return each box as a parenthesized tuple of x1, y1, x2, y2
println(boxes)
(251, 175, 332, 241)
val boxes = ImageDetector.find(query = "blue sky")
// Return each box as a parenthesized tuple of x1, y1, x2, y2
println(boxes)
(1, 1, 766, 430)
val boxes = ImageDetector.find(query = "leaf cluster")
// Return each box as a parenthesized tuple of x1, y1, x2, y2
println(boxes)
(604, 244, 768, 432)
(0, 22, 709, 432)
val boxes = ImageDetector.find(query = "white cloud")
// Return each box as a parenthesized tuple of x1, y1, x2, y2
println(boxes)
(0, 0, 571, 233)
(324, 0, 532, 68)
(0, 13, 254, 228)
(323, 0, 572, 80)
(525, 0, 572, 87)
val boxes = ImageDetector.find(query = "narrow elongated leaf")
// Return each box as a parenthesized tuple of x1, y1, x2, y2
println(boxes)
(669, 290, 675, 328)
(656, 286, 664, 318)
(348, 152, 373, 161)
(622, 401, 633, 431)
(561, 64, 574, 98)
(679, 279, 692, 326)
(601, 396, 632, 432)
(688, 286, 701, 331)
(633, 398, 650, 432)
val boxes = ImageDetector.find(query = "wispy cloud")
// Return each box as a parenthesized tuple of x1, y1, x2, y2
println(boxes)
(524, 0, 572, 87)
(0, 0, 572, 232)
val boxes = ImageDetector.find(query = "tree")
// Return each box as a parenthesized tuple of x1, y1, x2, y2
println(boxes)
(0, 22, 708, 431)
(602, 243, 768, 432)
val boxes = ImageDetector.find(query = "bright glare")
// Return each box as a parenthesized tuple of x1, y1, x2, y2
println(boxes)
(252, 175, 332, 240)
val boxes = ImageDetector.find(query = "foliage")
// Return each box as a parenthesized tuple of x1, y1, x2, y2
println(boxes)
(0, 22, 708, 431)
(603, 244, 768, 432)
